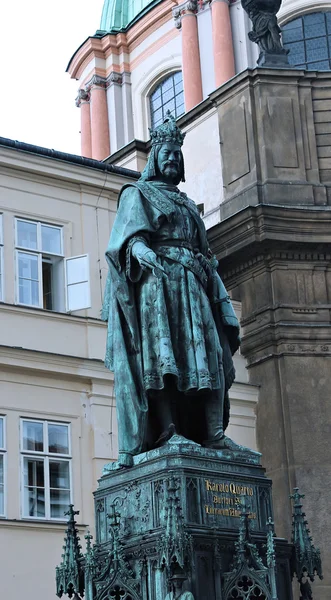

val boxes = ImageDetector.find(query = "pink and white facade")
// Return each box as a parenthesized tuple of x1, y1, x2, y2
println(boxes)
(68, 0, 331, 227)
(68, 0, 258, 160)
(69, 0, 331, 163)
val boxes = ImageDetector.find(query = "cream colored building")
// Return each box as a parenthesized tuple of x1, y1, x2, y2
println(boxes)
(4, 0, 329, 595)
(0, 138, 257, 599)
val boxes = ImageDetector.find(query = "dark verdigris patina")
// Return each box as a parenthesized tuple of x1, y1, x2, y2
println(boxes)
(102, 112, 241, 468)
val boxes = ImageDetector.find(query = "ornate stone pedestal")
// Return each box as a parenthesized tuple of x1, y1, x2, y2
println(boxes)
(56, 436, 325, 599)
(90, 438, 293, 599)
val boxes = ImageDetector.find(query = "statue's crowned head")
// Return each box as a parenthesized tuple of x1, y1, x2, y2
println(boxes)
(150, 111, 186, 147)
(141, 111, 186, 185)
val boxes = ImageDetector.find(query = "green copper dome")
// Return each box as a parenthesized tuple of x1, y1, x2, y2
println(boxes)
(99, 0, 160, 33)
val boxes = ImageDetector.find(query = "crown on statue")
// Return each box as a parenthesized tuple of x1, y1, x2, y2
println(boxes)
(150, 111, 186, 147)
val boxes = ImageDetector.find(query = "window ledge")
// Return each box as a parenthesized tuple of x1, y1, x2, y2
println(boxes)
(0, 301, 105, 325)
(0, 517, 88, 531)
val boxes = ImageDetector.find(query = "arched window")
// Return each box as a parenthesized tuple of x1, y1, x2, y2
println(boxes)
(282, 11, 331, 70)
(149, 72, 184, 129)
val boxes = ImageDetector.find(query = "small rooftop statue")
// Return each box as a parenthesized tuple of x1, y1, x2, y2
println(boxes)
(241, 0, 290, 67)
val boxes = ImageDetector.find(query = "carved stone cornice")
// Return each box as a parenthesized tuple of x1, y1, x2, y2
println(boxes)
(75, 88, 90, 107)
(173, 0, 198, 28)
(221, 250, 331, 283)
(241, 317, 331, 354)
(244, 340, 331, 368)
(209, 204, 331, 275)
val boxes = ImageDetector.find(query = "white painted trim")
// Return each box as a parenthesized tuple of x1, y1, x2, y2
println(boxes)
(0, 246, 3, 303)
(0, 415, 6, 451)
(21, 418, 71, 458)
(15, 218, 64, 257)
(0, 416, 6, 518)
(279, 0, 331, 25)
(1, 452, 7, 519)
(65, 253, 91, 312)
(15, 249, 41, 308)
(0, 214, 4, 303)
(15, 218, 66, 311)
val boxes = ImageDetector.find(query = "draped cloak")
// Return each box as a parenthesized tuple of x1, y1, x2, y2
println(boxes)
(102, 180, 240, 467)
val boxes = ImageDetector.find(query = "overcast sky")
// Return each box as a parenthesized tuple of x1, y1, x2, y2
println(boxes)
(0, 0, 105, 155)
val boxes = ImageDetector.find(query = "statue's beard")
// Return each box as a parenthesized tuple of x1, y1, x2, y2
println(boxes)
(160, 163, 180, 182)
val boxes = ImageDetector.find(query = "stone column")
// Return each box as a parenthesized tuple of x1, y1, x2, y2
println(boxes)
(174, 0, 203, 111)
(210, 0, 235, 87)
(89, 76, 111, 161)
(76, 89, 92, 158)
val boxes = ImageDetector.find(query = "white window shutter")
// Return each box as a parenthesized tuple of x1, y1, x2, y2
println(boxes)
(65, 254, 91, 312)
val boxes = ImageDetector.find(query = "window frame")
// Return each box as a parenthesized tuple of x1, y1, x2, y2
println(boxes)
(0, 416, 6, 518)
(15, 249, 42, 309)
(15, 218, 64, 310)
(149, 71, 185, 130)
(0, 214, 4, 302)
(15, 218, 63, 257)
(20, 418, 72, 521)
(282, 11, 331, 71)
(65, 254, 91, 312)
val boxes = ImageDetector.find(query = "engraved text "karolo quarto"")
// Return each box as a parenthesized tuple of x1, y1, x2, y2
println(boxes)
(205, 480, 254, 496)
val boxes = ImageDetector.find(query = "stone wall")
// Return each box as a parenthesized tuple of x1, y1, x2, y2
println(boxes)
(209, 68, 331, 600)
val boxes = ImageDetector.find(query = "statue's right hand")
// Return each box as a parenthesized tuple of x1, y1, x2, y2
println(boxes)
(131, 241, 167, 279)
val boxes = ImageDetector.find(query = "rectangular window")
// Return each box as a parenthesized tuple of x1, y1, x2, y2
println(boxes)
(21, 419, 71, 520)
(15, 218, 91, 312)
(0, 214, 3, 301)
(15, 218, 64, 311)
(0, 417, 6, 517)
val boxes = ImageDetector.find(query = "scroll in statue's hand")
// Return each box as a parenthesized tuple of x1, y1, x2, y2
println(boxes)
(131, 240, 167, 279)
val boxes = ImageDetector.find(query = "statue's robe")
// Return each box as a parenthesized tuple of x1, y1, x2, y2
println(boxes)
(102, 180, 240, 466)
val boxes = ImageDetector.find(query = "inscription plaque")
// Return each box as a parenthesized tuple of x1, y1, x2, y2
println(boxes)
(204, 479, 257, 520)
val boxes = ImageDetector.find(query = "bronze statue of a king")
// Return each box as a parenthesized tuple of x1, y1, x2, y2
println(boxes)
(102, 112, 241, 468)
